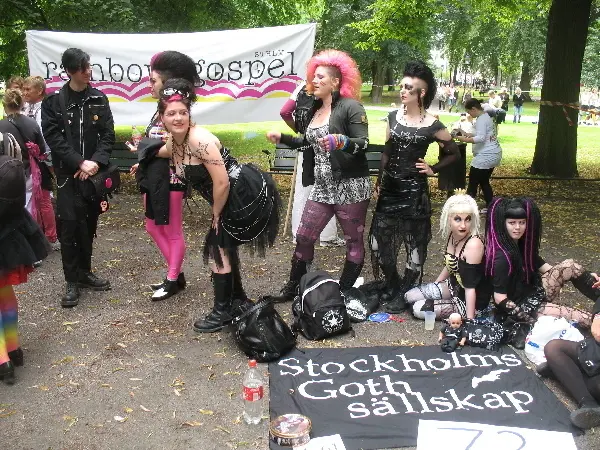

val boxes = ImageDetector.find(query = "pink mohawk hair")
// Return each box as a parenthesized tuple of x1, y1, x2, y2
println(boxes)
(150, 52, 163, 68)
(306, 49, 362, 101)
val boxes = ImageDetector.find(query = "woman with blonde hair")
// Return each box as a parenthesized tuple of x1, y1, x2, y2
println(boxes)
(405, 192, 491, 320)
(267, 49, 371, 300)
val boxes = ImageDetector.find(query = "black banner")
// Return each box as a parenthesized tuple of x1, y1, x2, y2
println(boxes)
(269, 346, 577, 450)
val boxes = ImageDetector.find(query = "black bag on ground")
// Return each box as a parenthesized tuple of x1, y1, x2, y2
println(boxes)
(231, 296, 296, 363)
(292, 270, 352, 340)
(344, 287, 378, 323)
(465, 319, 504, 351)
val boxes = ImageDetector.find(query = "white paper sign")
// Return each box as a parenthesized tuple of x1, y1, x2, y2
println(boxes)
(293, 434, 346, 450)
(417, 419, 576, 450)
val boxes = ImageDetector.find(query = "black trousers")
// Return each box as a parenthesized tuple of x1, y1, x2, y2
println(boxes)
(56, 177, 100, 282)
(467, 166, 495, 206)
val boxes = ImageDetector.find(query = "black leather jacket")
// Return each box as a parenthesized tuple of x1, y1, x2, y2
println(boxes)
(42, 84, 115, 178)
(280, 92, 369, 186)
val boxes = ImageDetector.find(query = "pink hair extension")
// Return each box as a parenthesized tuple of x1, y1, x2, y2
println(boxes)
(150, 52, 163, 68)
(306, 49, 362, 100)
(485, 198, 513, 277)
(523, 200, 535, 283)
(167, 94, 183, 102)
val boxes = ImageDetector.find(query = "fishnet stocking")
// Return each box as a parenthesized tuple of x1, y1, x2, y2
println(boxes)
(541, 259, 585, 303)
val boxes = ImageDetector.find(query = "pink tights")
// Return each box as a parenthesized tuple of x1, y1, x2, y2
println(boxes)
(145, 191, 186, 280)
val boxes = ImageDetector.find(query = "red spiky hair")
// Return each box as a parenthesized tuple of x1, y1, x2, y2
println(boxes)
(306, 49, 362, 101)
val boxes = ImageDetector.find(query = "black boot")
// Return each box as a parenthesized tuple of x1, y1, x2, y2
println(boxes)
(61, 282, 80, 308)
(338, 260, 364, 292)
(572, 271, 600, 302)
(193, 273, 233, 333)
(78, 272, 111, 291)
(0, 361, 15, 385)
(385, 269, 419, 313)
(8, 348, 23, 367)
(271, 256, 308, 303)
(231, 249, 251, 308)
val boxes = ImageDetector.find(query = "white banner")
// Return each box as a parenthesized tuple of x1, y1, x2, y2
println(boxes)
(25, 24, 316, 126)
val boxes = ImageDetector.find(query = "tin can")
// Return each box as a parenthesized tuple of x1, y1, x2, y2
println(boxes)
(269, 414, 311, 447)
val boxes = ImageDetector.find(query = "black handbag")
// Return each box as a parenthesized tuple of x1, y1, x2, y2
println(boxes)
(465, 319, 505, 351)
(578, 338, 600, 377)
(58, 90, 120, 203)
(231, 296, 296, 363)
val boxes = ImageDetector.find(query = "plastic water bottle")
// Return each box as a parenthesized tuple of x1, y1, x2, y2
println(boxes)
(242, 359, 264, 424)
(131, 126, 142, 147)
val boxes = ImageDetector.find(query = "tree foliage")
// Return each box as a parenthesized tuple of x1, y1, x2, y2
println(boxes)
(0, 0, 302, 79)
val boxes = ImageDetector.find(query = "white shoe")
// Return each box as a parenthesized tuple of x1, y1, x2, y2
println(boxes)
(320, 237, 346, 247)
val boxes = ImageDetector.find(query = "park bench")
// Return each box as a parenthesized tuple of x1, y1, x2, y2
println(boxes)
(110, 142, 138, 172)
(264, 142, 385, 176)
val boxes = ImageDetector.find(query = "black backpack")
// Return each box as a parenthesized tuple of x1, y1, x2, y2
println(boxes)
(292, 271, 352, 340)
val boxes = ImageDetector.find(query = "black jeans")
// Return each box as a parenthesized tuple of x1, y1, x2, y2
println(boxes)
(467, 166, 495, 206)
(56, 177, 99, 282)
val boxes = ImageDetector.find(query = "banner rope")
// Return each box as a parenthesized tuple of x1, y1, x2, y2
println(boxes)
(538, 100, 600, 126)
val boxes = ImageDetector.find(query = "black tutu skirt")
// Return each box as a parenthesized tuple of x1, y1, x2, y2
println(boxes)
(204, 164, 281, 266)
(0, 210, 49, 279)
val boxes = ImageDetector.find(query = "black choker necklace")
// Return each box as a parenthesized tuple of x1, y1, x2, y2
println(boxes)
(451, 234, 468, 248)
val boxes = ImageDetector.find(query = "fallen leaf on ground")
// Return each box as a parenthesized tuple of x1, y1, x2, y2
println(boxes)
(213, 426, 231, 434)
(114, 415, 128, 423)
(164, 354, 176, 359)
(181, 421, 203, 427)
(139, 405, 152, 412)
(198, 409, 214, 415)
(124, 407, 133, 413)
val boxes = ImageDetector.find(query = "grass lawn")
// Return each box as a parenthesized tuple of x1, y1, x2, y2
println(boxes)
(118, 108, 599, 180)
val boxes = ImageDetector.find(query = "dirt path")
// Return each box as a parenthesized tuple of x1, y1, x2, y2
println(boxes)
(0, 193, 598, 449)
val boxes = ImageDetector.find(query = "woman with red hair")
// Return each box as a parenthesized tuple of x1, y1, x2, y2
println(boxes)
(267, 49, 371, 300)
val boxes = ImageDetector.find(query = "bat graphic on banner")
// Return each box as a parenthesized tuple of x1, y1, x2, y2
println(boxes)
(472, 369, 510, 388)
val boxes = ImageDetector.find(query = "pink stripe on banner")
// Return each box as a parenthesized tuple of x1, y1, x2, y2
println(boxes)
(43, 74, 302, 101)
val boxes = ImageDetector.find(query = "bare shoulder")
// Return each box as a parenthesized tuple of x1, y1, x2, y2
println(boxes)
(189, 126, 221, 150)
(463, 236, 484, 262)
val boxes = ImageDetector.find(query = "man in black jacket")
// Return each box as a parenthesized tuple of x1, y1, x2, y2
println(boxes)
(42, 48, 115, 307)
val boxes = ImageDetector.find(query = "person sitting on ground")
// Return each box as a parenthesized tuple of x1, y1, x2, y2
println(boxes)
(279, 81, 345, 248)
(485, 197, 600, 348)
(540, 294, 600, 429)
(406, 193, 490, 320)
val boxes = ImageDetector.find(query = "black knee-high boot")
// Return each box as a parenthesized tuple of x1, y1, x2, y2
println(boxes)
(339, 260, 364, 292)
(230, 249, 250, 308)
(571, 271, 600, 302)
(193, 273, 233, 333)
(271, 256, 308, 303)
(380, 267, 407, 313)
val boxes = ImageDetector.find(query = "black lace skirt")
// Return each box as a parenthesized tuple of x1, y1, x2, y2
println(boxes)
(369, 172, 432, 280)
(204, 164, 281, 267)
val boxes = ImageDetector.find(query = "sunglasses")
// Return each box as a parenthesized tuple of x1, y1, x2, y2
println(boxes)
(161, 88, 190, 98)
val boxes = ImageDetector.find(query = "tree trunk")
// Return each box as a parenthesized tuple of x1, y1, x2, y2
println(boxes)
(452, 66, 458, 84)
(531, 0, 592, 177)
(386, 67, 395, 91)
(519, 59, 533, 101)
(369, 59, 385, 104)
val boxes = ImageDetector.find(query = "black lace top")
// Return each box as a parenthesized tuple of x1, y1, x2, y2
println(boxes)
(383, 110, 458, 179)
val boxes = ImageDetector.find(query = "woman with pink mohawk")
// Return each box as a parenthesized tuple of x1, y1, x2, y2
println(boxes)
(267, 49, 371, 300)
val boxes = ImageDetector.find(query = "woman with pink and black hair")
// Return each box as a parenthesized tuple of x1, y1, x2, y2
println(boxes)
(267, 49, 371, 300)
(485, 197, 600, 348)
(131, 51, 200, 301)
